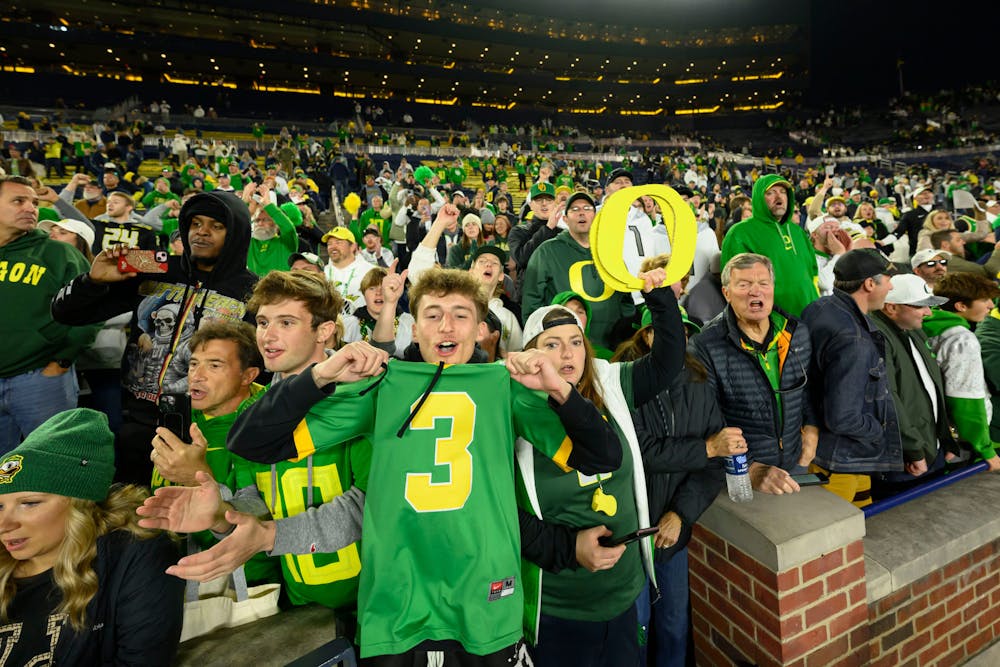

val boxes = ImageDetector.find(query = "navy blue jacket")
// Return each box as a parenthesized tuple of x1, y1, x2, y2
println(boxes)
(690, 305, 813, 471)
(800, 290, 902, 473)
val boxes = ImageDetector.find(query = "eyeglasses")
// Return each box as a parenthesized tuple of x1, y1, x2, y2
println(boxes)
(568, 205, 595, 213)
(919, 259, 948, 268)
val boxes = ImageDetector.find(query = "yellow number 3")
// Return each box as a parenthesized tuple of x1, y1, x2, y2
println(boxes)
(405, 392, 475, 513)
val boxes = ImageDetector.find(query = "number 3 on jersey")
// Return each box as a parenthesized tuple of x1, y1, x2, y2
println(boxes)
(405, 392, 475, 513)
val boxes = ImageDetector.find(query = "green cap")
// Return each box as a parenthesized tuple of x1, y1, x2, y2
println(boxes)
(0, 409, 116, 502)
(529, 181, 556, 199)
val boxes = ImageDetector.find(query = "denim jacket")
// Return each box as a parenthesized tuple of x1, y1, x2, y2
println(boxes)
(801, 290, 903, 473)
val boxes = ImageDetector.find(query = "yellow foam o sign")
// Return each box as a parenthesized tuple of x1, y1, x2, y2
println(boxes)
(589, 184, 697, 291)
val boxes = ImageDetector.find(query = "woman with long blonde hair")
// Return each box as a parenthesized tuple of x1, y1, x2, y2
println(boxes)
(0, 409, 183, 665)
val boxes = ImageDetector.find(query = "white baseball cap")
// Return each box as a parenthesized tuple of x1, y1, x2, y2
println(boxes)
(39, 218, 96, 248)
(910, 248, 951, 269)
(884, 274, 948, 307)
(522, 305, 584, 348)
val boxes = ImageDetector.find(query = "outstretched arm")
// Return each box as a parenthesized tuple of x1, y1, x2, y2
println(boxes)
(630, 272, 686, 407)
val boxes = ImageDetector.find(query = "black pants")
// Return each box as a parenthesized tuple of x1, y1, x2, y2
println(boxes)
(529, 604, 639, 667)
(363, 640, 531, 667)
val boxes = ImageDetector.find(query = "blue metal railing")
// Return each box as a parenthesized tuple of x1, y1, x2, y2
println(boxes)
(863, 461, 989, 519)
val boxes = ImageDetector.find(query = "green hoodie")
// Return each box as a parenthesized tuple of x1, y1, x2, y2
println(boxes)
(976, 309, 1000, 441)
(924, 308, 999, 462)
(522, 231, 635, 349)
(0, 230, 99, 377)
(721, 173, 819, 317)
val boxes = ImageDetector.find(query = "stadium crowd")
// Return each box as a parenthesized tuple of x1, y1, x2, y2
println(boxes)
(1, 109, 1000, 666)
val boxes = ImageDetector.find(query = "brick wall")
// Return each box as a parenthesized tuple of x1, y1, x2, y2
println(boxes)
(689, 527, 1000, 666)
(868, 539, 1000, 667)
(690, 524, 869, 666)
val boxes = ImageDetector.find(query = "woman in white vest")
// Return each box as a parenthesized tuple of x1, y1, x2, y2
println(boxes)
(511, 267, 685, 667)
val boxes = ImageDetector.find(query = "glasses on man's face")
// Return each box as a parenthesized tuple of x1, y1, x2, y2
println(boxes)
(920, 259, 948, 268)
(568, 205, 594, 213)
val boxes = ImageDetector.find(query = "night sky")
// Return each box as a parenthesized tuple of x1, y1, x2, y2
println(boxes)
(807, 1, 994, 105)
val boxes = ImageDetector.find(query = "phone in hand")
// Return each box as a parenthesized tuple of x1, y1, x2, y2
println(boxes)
(598, 526, 659, 548)
(157, 393, 192, 443)
(118, 249, 168, 274)
(791, 473, 829, 487)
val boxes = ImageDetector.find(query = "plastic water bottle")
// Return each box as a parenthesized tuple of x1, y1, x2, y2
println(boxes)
(725, 453, 753, 503)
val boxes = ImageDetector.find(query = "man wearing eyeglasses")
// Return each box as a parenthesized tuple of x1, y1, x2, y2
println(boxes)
(522, 191, 636, 349)
(929, 230, 1000, 279)
(910, 248, 950, 286)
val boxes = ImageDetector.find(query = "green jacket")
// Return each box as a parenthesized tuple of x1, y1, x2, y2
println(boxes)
(521, 231, 635, 349)
(0, 230, 99, 377)
(721, 173, 819, 317)
(872, 312, 956, 464)
(975, 309, 1000, 442)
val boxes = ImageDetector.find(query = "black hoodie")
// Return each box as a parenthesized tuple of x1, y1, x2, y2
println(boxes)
(52, 191, 258, 419)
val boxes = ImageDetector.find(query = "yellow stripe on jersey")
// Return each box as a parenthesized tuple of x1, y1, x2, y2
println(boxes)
(552, 436, 574, 473)
(291, 419, 316, 461)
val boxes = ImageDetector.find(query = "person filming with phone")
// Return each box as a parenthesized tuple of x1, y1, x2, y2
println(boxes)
(52, 191, 258, 484)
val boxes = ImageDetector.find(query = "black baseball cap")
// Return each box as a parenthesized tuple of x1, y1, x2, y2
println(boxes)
(833, 249, 897, 282)
(472, 244, 507, 265)
(607, 168, 633, 184)
(565, 192, 595, 212)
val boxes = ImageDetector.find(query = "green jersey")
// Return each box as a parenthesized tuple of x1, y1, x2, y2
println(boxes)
(247, 203, 298, 277)
(355, 208, 389, 245)
(232, 434, 370, 610)
(289, 361, 566, 658)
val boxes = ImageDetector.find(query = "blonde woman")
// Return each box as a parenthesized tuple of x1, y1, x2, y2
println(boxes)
(917, 209, 993, 252)
(0, 409, 183, 665)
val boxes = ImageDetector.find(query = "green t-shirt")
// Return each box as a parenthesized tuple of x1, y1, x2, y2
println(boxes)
(447, 166, 466, 186)
(247, 204, 298, 276)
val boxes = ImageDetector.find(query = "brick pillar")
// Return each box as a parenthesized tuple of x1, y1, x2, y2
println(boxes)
(686, 489, 867, 667)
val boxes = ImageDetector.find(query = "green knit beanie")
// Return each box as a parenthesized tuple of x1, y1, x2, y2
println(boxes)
(0, 409, 116, 502)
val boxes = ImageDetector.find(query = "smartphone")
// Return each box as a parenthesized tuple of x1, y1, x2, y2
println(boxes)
(791, 473, 829, 487)
(157, 393, 192, 443)
(599, 526, 659, 548)
(118, 249, 168, 274)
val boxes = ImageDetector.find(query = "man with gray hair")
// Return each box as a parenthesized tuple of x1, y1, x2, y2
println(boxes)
(690, 252, 817, 494)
